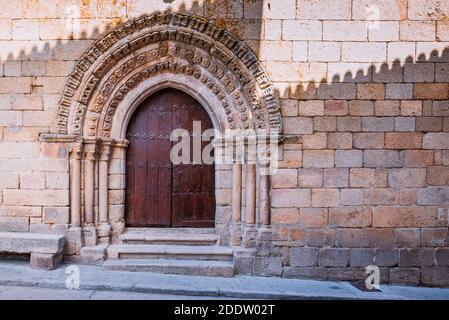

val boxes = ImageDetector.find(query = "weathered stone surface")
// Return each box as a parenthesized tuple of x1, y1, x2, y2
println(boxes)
(390, 268, 421, 286)
(30, 252, 63, 270)
(373, 207, 443, 228)
(0, 232, 64, 254)
(291, 247, 319, 267)
(319, 248, 350, 267)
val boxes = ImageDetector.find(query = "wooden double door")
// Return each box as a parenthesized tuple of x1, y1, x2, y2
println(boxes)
(125, 89, 215, 227)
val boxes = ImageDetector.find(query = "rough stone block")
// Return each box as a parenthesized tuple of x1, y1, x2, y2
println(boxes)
(390, 268, 421, 286)
(323, 168, 348, 188)
(329, 207, 372, 228)
(323, 21, 367, 41)
(374, 206, 442, 228)
(353, 133, 384, 149)
(423, 133, 449, 149)
(362, 117, 394, 132)
(350, 248, 375, 267)
(272, 169, 298, 189)
(386, 83, 413, 100)
(364, 150, 405, 168)
(291, 247, 319, 267)
(436, 249, 449, 266)
(337, 117, 361, 132)
(283, 117, 313, 135)
(404, 63, 435, 82)
(350, 168, 376, 187)
(324, 100, 348, 116)
(311, 189, 340, 207)
(395, 117, 416, 132)
(427, 166, 449, 186)
(0, 217, 29, 232)
(388, 168, 427, 188)
(421, 267, 449, 287)
(414, 83, 449, 100)
(319, 248, 349, 267)
(327, 132, 352, 149)
(298, 169, 323, 188)
(405, 150, 434, 167)
(283, 267, 328, 280)
(357, 84, 385, 99)
(299, 208, 328, 228)
(416, 117, 443, 132)
(417, 187, 449, 205)
(374, 100, 400, 117)
(349, 100, 374, 116)
(399, 248, 435, 267)
(314, 117, 337, 132)
(303, 150, 334, 168)
(30, 252, 62, 270)
(335, 150, 363, 168)
(272, 189, 311, 208)
(400, 21, 436, 41)
(302, 133, 327, 150)
(396, 228, 421, 247)
(421, 228, 448, 247)
(298, 101, 324, 117)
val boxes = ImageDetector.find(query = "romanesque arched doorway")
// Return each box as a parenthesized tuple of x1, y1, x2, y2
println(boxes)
(49, 12, 281, 253)
(125, 88, 215, 228)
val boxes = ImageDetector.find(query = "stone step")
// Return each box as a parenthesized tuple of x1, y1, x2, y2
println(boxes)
(103, 258, 235, 277)
(125, 228, 215, 235)
(107, 244, 234, 261)
(120, 232, 219, 246)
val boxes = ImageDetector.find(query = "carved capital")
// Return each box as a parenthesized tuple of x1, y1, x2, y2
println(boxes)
(83, 141, 98, 161)
(69, 143, 83, 160)
(99, 139, 113, 162)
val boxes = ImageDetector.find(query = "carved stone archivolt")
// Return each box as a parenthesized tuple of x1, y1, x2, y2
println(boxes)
(57, 12, 281, 138)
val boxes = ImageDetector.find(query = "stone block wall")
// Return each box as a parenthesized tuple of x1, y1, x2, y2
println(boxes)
(0, 0, 447, 286)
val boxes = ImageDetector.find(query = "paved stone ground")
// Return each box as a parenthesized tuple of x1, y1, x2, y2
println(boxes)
(0, 261, 448, 300)
(0, 285, 235, 300)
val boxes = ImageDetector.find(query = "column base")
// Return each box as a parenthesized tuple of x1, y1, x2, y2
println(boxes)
(242, 223, 257, 248)
(30, 252, 63, 270)
(82, 225, 98, 247)
(256, 226, 273, 256)
(66, 227, 83, 255)
(257, 226, 272, 242)
(230, 222, 242, 247)
(97, 223, 112, 245)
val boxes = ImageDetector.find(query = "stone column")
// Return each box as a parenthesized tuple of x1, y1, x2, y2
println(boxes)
(243, 163, 257, 248)
(67, 142, 83, 255)
(257, 159, 272, 245)
(259, 161, 271, 227)
(109, 139, 129, 241)
(69, 143, 82, 228)
(98, 139, 112, 244)
(83, 140, 98, 246)
(230, 162, 242, 246)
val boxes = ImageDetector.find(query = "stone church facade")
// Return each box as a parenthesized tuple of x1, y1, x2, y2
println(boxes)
(0, 0, 448, 287)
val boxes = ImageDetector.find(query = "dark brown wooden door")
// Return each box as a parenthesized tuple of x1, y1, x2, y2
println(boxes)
(125, 88, 215, 227)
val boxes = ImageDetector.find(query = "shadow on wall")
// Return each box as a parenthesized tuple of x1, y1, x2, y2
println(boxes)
(279, 48, 449, 105)
(0, 0, 266, 134)
(0, 0, 447, 135)
(276, 47, 449, 144)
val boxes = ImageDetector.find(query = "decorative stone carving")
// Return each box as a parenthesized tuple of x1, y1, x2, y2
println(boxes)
(56, 12, 281, 138)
